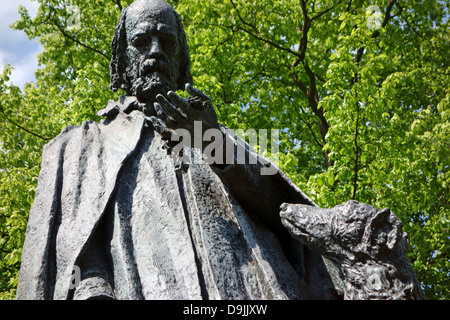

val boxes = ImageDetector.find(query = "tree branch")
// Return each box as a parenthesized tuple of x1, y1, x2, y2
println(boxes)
(244, 67, 268, 85)
(311, 1, 342, 21)
(294, 0, 335, 168)
(370, 0, 398, 38)
(293, 107, 324, 148)
(0, 105, 53, 141)
(352, 97, 360, 200)
(228, 0, 302, 58)
(113, 0, 123, 11)
(346, 0, 353, 12)
(229, 0, 334, 167)
(289, 71, 309, 96)
(50, 18, 111, 61)
(0, 235, 11, 255)
(229, 0, 258, 33)
(351, 0, 399, 84)
(235, 26, 302, 58)
(211, 27, 238, 58)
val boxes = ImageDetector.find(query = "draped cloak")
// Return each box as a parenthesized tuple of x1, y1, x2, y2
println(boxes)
(17, 109, 343, 300)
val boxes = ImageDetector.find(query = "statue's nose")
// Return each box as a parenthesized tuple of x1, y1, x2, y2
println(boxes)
(149, 35, 163, 56)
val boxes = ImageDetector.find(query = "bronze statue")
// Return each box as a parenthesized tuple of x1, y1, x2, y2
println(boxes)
(281, 201, 423, 299)
(17, 0, 421, 300)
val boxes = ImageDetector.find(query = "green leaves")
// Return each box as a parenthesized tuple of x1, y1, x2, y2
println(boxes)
(0, 0, 448, 299)
(0, 0, 126, 299)
(179, 0, 449, 299)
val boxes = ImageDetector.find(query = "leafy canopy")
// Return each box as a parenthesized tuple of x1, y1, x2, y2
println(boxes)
(0, 0, 448, 299)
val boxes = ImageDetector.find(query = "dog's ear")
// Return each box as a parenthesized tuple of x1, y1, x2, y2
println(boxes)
(362, 207, 404, 258)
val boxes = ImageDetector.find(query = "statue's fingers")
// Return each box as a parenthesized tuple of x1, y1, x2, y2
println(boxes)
(148, 116, 172, 141)
(153, 101, 175, 125)
(148, 115, 164, 130)
(185, 83, 211, 103)
(153, 102, 168, 121)
(156, 94, 186, 121)
(167, 91, 189, 117)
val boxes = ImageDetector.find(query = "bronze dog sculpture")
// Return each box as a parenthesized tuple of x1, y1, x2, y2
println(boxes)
(280, 200, 423, 300)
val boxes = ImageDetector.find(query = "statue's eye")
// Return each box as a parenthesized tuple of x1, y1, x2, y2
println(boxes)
(131, 36, 147, 49)
(160, 35, 176, 52)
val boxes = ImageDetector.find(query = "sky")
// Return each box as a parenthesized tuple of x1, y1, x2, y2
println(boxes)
(0, 0, 42, 88)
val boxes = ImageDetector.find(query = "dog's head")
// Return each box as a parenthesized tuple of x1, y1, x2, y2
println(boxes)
(280, 200, 408, 263)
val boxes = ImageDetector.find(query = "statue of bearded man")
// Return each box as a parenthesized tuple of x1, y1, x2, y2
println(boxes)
(17, 0, 342, 300)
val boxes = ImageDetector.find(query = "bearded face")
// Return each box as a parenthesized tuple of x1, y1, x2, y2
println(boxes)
(124, 3, 182, 103)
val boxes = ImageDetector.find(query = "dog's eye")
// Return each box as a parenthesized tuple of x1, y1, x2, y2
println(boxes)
(344, 216, 357, 223)
(341, 221, 364, 242)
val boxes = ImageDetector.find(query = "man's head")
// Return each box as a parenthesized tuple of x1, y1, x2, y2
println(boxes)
(110, 0, 192, 103)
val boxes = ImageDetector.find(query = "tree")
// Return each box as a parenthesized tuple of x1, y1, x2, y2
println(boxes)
(177, 0, 449, 299)
(0, 0, 129, 299)
(0, 0, 448, 299)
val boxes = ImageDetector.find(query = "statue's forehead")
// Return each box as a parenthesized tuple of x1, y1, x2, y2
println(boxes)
(125, 6, 177, 35)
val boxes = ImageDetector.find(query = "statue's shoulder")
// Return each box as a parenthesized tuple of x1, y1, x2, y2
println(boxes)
(45, 95, 145, 150)
(43, 120, 99, 151)
(97, 96, 140, 119)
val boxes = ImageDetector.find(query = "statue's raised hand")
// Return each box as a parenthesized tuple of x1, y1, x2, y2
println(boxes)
(149, 83, 221, 149)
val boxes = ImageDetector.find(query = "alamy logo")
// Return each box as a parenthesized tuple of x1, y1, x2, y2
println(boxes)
(366, 5, 383, 30)
(69, 265, 81, 290)
(170, 122, 280, 176)
(67, 5, 81, 30)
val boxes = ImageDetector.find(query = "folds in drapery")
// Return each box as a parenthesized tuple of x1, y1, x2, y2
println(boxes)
(17, 111, 342, 300)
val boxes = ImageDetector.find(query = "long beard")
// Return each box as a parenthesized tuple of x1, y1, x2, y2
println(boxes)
(128, 58, 178, 103)
(130, 72, 174, 103)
